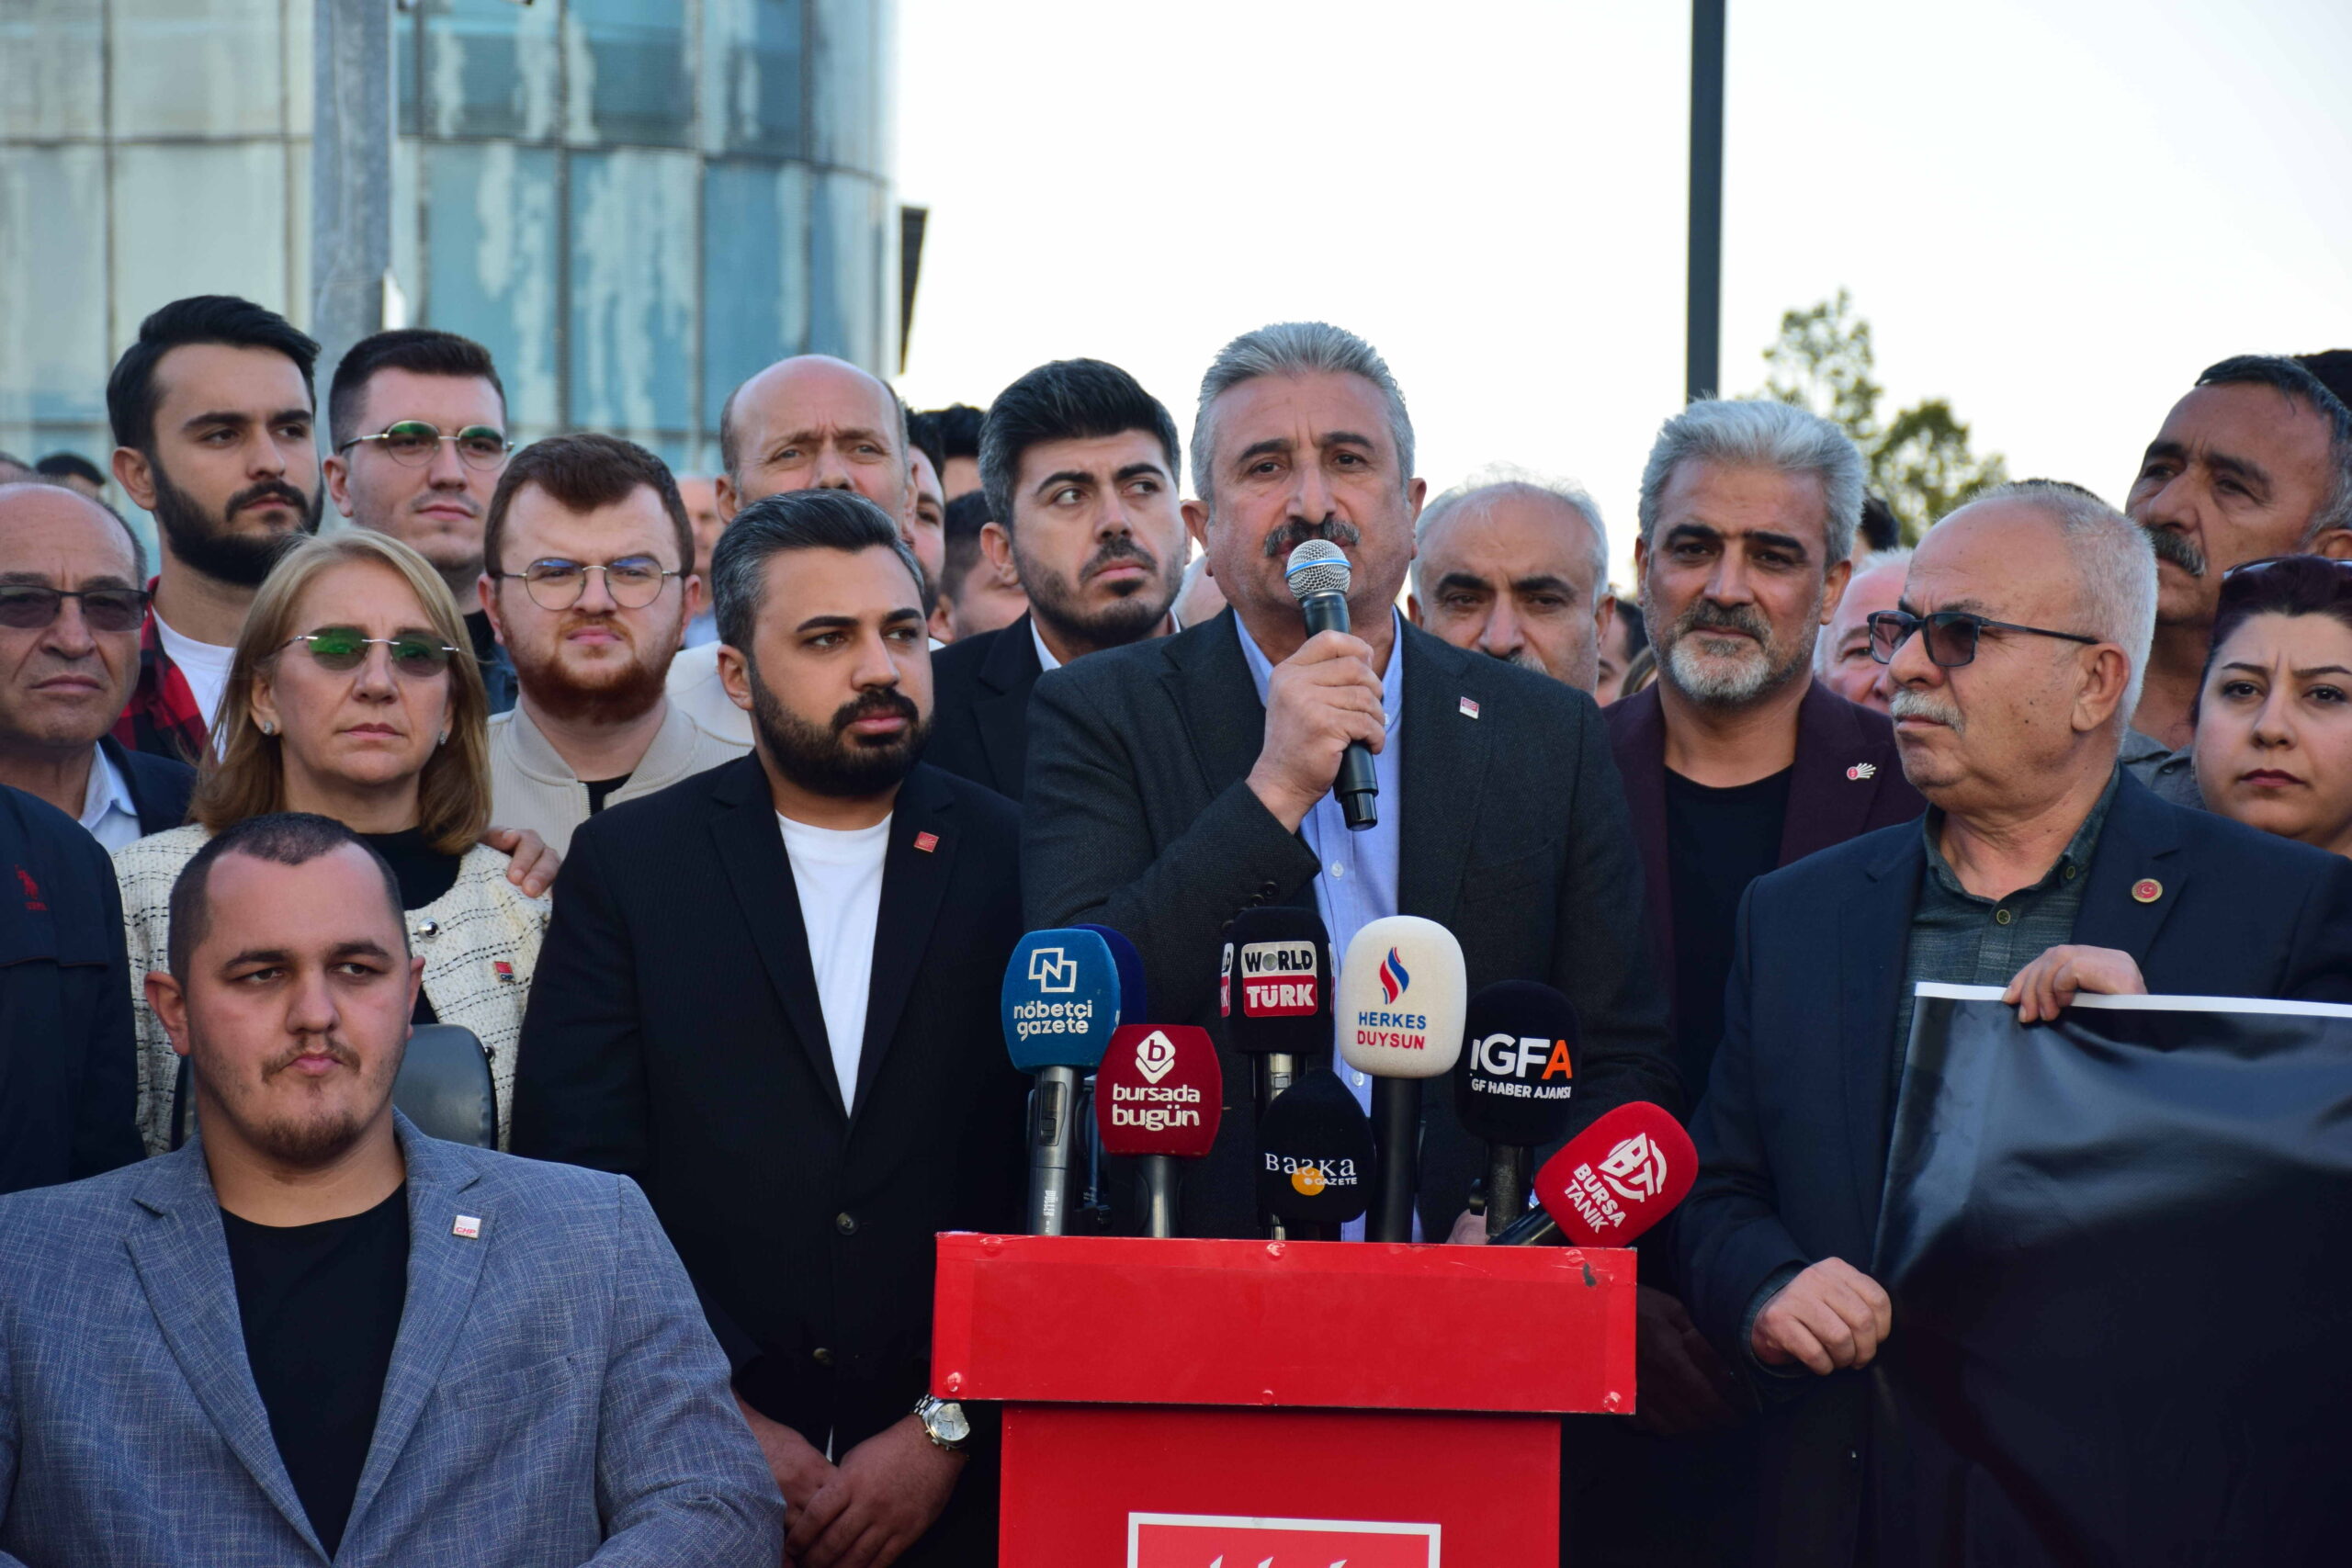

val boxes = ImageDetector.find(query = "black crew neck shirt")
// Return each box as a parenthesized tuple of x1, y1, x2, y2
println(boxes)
(359, 829, 460, 1024)
(583, 774, 633, 815)
(1663, 765, 1793, 1093)
(220, 1184, 411, 1556)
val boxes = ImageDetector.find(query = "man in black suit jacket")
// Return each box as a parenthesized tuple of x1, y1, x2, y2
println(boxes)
(512, 490, 1025, 1568)
(1024, 321, 1678, 1241)
(1678, 482, 2352, 1565)
(922, 358, 1187, 800)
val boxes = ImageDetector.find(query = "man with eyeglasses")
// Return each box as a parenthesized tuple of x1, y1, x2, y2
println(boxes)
(479, 434, 744, 855)
(323, 329, 520, 713)
(106, 296, 326, 761)
(1676, 480, 2352, 1565)
(0, 483, 195, 847)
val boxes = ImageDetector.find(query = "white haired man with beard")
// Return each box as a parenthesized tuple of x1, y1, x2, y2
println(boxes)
(1588, 399, 1926, 1566)
(479, 434, 745, 855)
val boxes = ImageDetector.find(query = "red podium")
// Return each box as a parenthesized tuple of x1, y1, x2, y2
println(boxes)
(932, 1233, 1637, 1565)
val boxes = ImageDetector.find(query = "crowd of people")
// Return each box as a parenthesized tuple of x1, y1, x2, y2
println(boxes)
(0, 289, 2348, 1567)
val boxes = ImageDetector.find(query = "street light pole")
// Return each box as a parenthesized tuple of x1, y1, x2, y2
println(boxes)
(1686, 0, 1726, 405)
(311, 0, 393, 396)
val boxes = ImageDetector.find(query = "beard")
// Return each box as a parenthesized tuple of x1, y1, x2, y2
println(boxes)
(150, 457, 322, 589)
(747, 662, 928, 798)
(507, 612, 675, 726)
(195, 1031, 389, 1168)
(1650, 588, 1818, 707)
(1019, 534, 1180, 657)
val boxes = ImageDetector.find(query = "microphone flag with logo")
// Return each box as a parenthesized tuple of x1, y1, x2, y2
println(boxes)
(1284, 538, 1378, 830)
(1339, 915, 1467, 1241)
(1454, 980, 1578, 1145)
(1075, 923, 1149, 1027)
(1494, 1101, 1697, 1248)
(1002, 929, 1120, 1235)
(1256, 1066, 1376, 1227)
(1094, 1024, 1222, 1159)
(1222, 905, 1334, 1056)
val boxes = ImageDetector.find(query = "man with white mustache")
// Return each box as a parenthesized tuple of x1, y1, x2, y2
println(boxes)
(1406, 469, 1618, 692)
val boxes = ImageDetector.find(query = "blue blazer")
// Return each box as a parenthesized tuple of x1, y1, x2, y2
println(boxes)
(1676, 772, 2352, 1565)
(0, 1116, 783, 1566)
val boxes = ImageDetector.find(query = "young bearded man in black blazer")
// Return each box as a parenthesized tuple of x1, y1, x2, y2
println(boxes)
(512, 488, 1026, 1568)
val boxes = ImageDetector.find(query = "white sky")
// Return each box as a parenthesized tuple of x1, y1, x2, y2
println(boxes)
(892, 0, 2352, 587)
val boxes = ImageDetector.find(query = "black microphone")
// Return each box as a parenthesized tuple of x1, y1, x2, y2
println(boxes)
(1453, 981, 1579, 1236)
(1284, 539, 1378, 831)
(1256, 1067, 1376, 1241)
(1221, 907, 1337, 1234)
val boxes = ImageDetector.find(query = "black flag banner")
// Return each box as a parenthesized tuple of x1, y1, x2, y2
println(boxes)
(1869, 983, 2352, 1566)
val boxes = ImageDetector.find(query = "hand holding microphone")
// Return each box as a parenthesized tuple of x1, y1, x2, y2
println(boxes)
(1246, 542, 1385, 833)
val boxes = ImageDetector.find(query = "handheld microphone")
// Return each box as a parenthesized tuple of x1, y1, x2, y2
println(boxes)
(1094, 1023, 1223, 1237)
(1255, 1066, 1376, 1239)
(1454, 981, 1579, 1235)
(1493, 1101, 1698, 1248)
(1338, 915, 1468, 1242)
(1284, 539, 1378, 831)
(1001, 929, 1121, 1235)
(1074, 924, 1149, 1227)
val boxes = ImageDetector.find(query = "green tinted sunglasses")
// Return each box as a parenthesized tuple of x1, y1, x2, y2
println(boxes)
(282, 626, 458, 678)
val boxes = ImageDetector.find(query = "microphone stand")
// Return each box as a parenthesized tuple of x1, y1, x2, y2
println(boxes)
(1368, 1077, 1419, 1243)
(1026, 1066, 1079, 1235)
(1136, 1156, 1180, 1239)
(1484, 1145, 1532, 1236)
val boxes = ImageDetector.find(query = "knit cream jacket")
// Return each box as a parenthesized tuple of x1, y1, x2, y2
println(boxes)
(112, 825, 548, 1156)
(486, 699, 749, 856)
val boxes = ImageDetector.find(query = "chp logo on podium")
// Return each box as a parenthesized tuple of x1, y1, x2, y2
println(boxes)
(1129, 1512, 1440, 1567)
(1095, 1024, 1222, 1157)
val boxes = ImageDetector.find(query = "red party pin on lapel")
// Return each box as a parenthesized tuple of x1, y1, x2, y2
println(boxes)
(1459, 696, 1481, 718)
(913, 831, 939, 853)
(492, 961, 515, 984)
(452, 1214, 481, 1239)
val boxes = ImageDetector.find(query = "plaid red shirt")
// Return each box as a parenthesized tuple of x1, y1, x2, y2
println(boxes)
(111, 587, 208, 765)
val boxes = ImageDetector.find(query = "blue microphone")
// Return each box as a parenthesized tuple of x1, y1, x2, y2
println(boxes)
(1002, 929, 1121, 1235)
(1073, 924, 1148, 1228)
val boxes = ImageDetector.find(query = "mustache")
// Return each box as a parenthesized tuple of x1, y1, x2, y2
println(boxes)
(1485, 646, 1553, 676)
(227, 479, 311, 516)
(1674, 598, 1772, 643)
(1082, 536, 1159, 580)
(263, 1037, 361, 1077)
(1890, 687, 1965, 730)
(831, 687, 919, 735)
(2147, 526, 2206, 578)
(1261, 517, 1362, 559)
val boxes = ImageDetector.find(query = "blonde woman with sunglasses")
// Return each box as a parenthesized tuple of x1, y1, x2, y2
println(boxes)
(113, 531, 548, 1154)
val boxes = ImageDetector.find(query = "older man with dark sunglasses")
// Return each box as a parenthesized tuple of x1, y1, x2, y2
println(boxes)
(1675, 479, 2352, 1564)
(0, 482, 194, 845)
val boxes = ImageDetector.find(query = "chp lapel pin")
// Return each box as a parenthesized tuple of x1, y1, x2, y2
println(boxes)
(452, 1214, 481, 1239)
(913, 830, 940, 854)
(1459, 696, 1480, 719)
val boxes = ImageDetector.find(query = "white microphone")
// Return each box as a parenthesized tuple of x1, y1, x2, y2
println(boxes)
(1337, 915, 1468, 1241)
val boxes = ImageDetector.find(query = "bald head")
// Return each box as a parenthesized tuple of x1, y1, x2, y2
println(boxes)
(717, 356, 911, 528)
(0, 481, 149, 758)
(1409, 479, 1611, 689)
(0, 480, 143, 580)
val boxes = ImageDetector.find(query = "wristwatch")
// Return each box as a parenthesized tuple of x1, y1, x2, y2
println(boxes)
(912, 1394, 971, 1455)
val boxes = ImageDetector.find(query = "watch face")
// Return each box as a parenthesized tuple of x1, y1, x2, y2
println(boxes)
(933, 1402, 972, 1444)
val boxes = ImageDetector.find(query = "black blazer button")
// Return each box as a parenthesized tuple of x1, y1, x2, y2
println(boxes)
(834, 1212, 858, 1236)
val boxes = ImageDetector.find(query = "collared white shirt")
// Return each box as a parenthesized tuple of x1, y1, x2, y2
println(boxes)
(79, 743, 142, 852)
(1030, 617, 1064, 674)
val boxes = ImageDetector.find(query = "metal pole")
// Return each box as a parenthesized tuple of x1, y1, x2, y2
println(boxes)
(1686, 0, 1726, 405)
(311, 0, 393, 395)
(1484, 1145, 1532, 1237)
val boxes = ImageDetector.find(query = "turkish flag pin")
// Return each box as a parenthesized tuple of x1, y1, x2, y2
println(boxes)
(2132, 878, 2163, 904)
(452, 1214, 481, 1239)
(913, 831, 939, 853)
(1459, 696, 1480, 718)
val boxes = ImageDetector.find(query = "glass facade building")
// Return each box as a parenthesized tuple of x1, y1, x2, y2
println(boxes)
(0, 0, 896, 485)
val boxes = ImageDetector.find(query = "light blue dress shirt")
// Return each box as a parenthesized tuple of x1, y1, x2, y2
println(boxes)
(1234, 610, 1408, 1239)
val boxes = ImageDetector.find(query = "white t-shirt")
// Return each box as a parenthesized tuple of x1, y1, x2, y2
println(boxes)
(153, 612, 236, 735)
(778, 812, 891, 1112)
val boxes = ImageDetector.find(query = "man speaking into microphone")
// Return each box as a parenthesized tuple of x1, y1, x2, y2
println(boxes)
(1024, 321, 1678, 1238)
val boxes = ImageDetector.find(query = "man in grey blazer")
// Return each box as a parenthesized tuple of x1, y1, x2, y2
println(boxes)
(0, 812, 781, 1566)
(1024, 321, 1680, 1240)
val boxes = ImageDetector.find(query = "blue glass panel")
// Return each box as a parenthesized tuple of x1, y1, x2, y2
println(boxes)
(569, 148, 696, 436)
(569, 0, 694, 149)
(422, 141, 560, 428)
(702, 0, 804, 157)
(808, 169, 880, 367)
(702, 159, 809, 423)
(0, 147, 108, 425)
(423, 0, 559, 141)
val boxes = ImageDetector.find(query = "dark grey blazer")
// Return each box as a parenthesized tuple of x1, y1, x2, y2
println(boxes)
(922, 613, 1043, 801)
(1023, 609, 1680, 1238)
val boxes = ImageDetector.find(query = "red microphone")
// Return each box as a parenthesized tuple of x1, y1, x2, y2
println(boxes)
(1490, 1102, 1696, 1247)
(1094, 1024, 1224, 1236)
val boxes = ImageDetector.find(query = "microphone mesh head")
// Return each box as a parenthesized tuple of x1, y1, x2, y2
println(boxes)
(1284, 539, 1352, 601)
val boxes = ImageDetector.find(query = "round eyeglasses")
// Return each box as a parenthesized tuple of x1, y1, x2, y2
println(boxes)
(493, 556, 680, 612)
(336, 421, 512, 470)
(281, 626, 458, 679)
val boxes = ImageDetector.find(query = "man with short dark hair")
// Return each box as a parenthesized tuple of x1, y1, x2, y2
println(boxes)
(106, 295, 325, 761)
(32, 452, 107, 502)
(0, 483, 194, 847)
(907, 445, 948, 593)
(670, 355, 925, 747)
(514, 489, 1026, 1567)
(1407, 468, 1616, 691)
(2126, 355, 2352, 798)
(928, 491, 1026, 643)
(322, 328, 519, 711)
(480, 434, 744, 855)
(0, 810, 783, 1563)
(910, 404, 985, 500)
(924, 358, 1186, 799)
